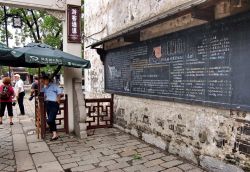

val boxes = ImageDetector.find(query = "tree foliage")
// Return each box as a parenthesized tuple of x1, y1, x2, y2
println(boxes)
(0, 1, 84, 76)
(0, 6, 63, 75)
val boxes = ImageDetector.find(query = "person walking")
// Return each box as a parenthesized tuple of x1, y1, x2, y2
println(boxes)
(0, 77, 15, 125)
(14, 74, 25, 115)
(41, 75, 62, 141)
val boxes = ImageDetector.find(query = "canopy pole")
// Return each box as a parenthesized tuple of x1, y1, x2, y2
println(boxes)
(3, 6, 8, 47)
(38, 65, 41, 93)
(50, 65, 61, 81)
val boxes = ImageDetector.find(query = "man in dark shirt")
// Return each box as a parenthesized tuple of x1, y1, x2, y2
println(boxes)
(29, 76, 38, 101)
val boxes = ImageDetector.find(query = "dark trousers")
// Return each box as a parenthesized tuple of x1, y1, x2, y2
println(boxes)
(0, 102, 13, 117)
(17, 92, 25, 115)
(46, 101, 59, 132)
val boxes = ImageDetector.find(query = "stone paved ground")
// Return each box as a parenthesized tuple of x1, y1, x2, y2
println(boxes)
(0, 93, 206, 172)
(0, 123, 15, 172)
(45, 129, 206, 172)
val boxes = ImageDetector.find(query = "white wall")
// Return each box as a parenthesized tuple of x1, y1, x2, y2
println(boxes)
(63, 0, 82, 132)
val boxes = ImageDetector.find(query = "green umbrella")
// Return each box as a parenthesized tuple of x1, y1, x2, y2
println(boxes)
(0, 43, 44, 68)
(0, 43, 13, 62)
(0, 43, 11, 55)
(11, 43, 91, 68)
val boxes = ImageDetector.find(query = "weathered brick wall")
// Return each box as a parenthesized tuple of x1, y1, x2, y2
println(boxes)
(84, 0, 250, 171)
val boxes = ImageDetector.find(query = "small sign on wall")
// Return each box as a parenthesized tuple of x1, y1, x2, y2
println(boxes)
(67, 4, 81, 43)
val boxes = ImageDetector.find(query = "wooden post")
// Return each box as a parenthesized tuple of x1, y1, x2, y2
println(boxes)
(64, 94, 69, 133)
(110, 94, 114, 127)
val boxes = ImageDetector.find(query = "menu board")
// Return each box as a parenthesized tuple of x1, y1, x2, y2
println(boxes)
(104, 11, 250, 111)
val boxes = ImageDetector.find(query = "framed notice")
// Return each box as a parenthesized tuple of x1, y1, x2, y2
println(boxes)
(67, 5, 81, 43)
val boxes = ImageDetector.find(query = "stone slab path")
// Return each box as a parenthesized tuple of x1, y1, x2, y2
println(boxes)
(45, 129, 206, 172)
(0, 96, 206, 172)
(0, 97, 63, 172)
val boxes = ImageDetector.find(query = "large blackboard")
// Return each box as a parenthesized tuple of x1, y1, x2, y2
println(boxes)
(104, 11, 250, 111)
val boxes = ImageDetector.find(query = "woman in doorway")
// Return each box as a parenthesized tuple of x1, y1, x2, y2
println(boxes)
(0, 77, 15, 125)
(41, 75, 62, 141)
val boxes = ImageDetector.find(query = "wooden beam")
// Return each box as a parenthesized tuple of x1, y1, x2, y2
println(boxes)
(123, 32, 140, 42)
(192, 6, 215, 21)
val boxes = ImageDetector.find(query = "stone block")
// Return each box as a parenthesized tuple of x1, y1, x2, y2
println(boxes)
(71, 164, 95, 172)
(77, 157, 100, 166)
(3, 166, 15, 171)
(58, 154, 71, 160)
(99, 160, 117, 167)
(142, 133, 167, 150)
(62, 162, 78, 169)
(145, 153, 165, 160)
(59, 157, 81, 164)
(26, 135, 42, 143)
(115, 157, 133, 163)
(144, 159, 165, 168)
(15, 151, 35, 171)
(120, 150, 137, 157)
(132, 159, 148, 165)
(99, 154, 120, 161)
(87, 167, 108, 172)
(160, 160, 183, 168)
(54, 151, 75, 157)
(178, 163, 196, 171)
(140, 150, 154, 157)
(136, 147, 152, 152)
(32, 151, 57, 167)
(123, 164, 146, 172)
(11, 125, 23, 134)
(13, 134, 28, 151)
(0, 164, 8, 171)
(161, 155, 177, 162)
(37, 161, 63, 172)
(110, 170, 124, 172)
(107, 162, 130, 170)
(200, 156, 244, 172)
(28, 142, 49, 153)
(162, 167, 183, 172)
(143, 165, 164, 172)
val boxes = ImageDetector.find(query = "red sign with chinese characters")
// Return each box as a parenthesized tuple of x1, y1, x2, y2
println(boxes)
(67, 5, 81, 43)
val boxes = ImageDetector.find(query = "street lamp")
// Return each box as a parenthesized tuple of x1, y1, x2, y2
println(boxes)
(13, 16, 22, 28)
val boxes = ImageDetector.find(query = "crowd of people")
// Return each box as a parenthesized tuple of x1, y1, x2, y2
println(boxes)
(0, 74, 63, 141)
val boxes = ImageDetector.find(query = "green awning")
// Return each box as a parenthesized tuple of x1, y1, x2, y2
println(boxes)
(11, 43, 91, 69)
(0, 43, 43, 68)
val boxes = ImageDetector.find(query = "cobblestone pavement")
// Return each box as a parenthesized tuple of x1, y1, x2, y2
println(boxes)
(0, 94, 206, 172)
(0, 96, 35, 172)
(45, 129, 206, 172)
(0, 124, 15, 172)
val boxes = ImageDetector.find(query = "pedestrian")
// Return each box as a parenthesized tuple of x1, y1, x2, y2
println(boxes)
(14, 74, 25, 115)
(41, 75, 62, 141)
(29, 76, 39, 101)
(0, 77, 15, 125)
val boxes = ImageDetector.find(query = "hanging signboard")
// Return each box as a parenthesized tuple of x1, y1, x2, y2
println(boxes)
(67, 4, 81, 43)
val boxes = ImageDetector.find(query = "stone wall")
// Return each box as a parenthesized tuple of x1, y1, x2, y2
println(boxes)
(84, 0, 250, 171)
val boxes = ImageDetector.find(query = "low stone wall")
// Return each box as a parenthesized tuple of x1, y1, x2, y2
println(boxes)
(113, 95, 250, 171)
